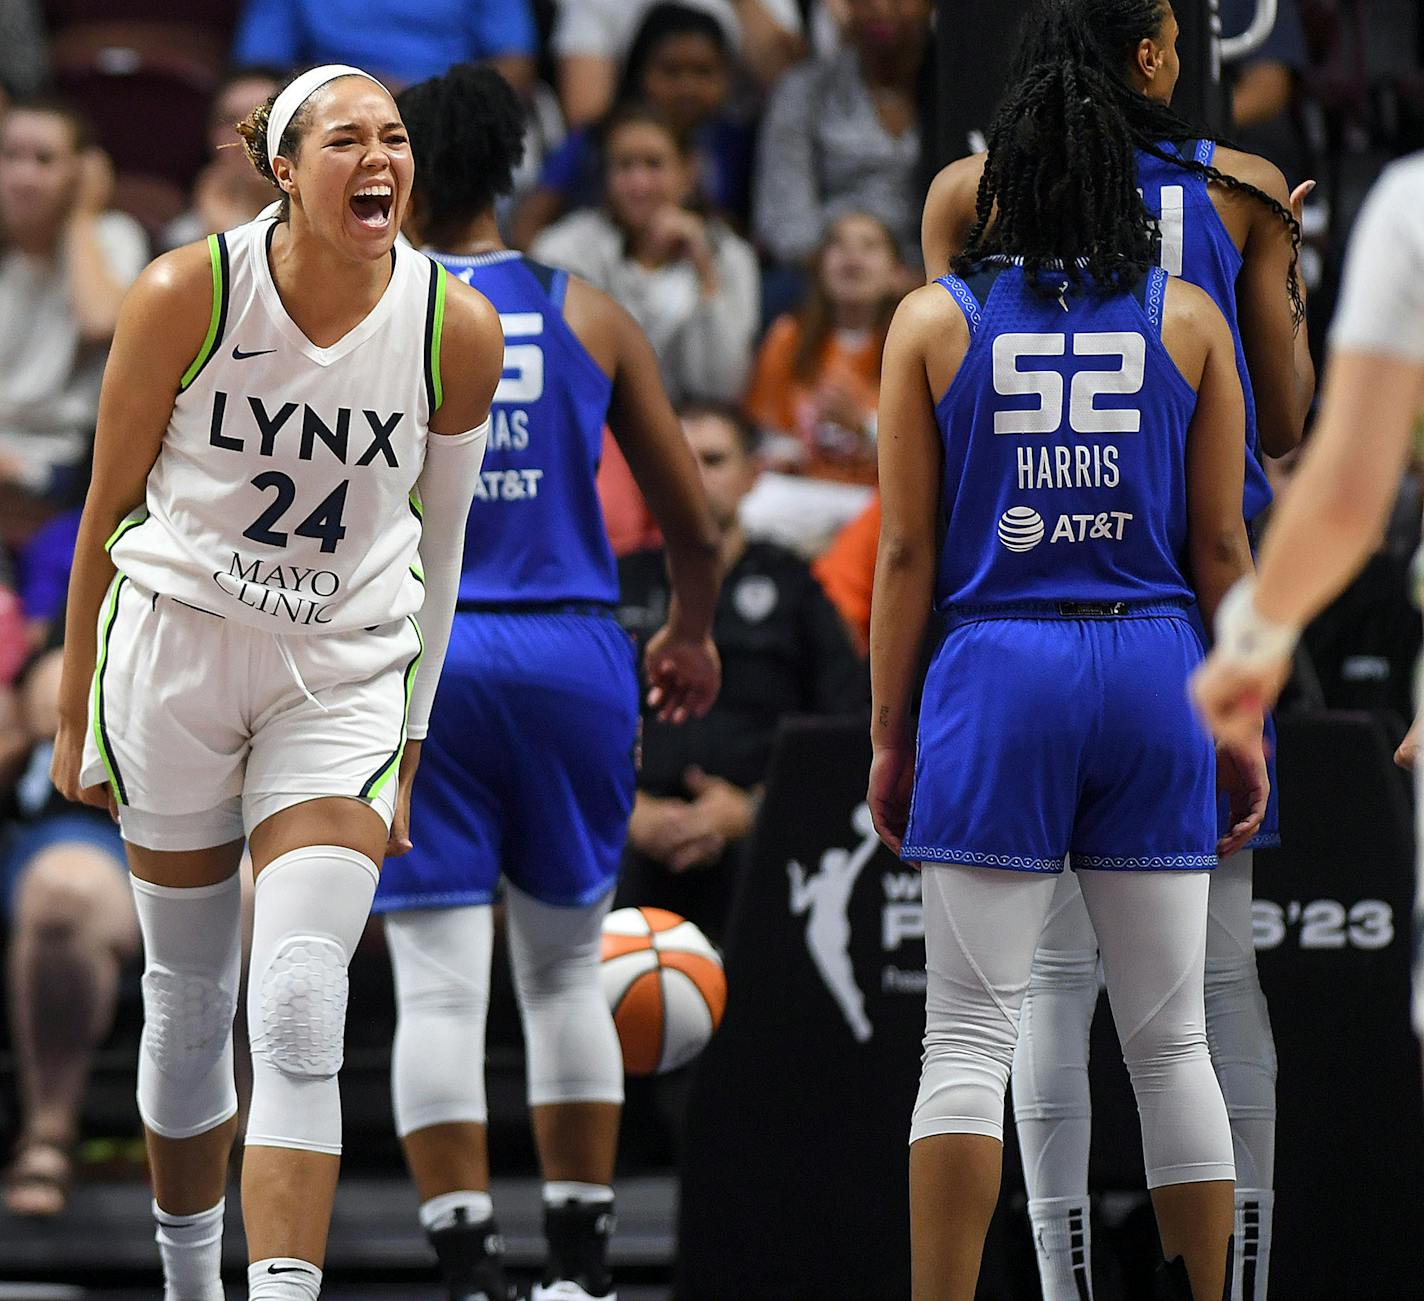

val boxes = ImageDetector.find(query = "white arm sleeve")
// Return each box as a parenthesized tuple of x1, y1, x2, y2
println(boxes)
(1329, 155, 1424, 363)
(406, 419, 489, 740)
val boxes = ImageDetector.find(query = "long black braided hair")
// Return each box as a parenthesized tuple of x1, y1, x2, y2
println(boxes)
(996, 0, 1304, 323)
(954, 55, 1158, 298)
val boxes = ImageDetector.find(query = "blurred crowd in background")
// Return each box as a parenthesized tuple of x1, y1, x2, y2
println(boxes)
(0, 0, 1421, 1219)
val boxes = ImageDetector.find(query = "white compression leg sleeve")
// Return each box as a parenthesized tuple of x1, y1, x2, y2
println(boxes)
(131, 873, 242, 1140)
(506, 885, 624, 1108)
(386, 905, 494, 1136)
(1206, 850, 1276, 1300)
(1011, 868, 1101, 1301)
(244, 846, 378, 1154)
(1076, 870, 1234, 1189)
(912, 865, 1060, 1144)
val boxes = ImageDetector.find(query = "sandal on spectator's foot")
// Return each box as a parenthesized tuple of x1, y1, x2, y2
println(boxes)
(3, 1137, 73, 1218)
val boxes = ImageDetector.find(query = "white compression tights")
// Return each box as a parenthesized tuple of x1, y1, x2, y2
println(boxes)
(913, 865, 1233, 1190)
(387, 885, 623, 1139)
(1012, 853, 1275, 1298)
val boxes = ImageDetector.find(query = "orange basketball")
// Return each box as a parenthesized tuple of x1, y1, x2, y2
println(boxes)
(600, 907, 726, 1076)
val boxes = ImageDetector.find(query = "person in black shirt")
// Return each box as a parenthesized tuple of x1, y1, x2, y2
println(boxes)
(615, 399, 865, 941)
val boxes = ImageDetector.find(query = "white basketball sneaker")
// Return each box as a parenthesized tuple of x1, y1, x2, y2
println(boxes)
(531, 1283, 617, 1301)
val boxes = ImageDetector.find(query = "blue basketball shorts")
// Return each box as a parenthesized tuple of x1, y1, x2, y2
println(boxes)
(373, 610, 639, 912)
(902, 610, 1218, 873)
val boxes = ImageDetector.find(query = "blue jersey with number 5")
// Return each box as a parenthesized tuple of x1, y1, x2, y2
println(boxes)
(430, 249, 620, 605)
(932, 262, 1197, 611)
(1136, 139, 1271, 525)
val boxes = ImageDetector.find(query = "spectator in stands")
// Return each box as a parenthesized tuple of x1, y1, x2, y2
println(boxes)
(161, 66, 283, 251)
(1, 637, 137, 1217)
(552, 0, 811, 128)
(615, 401, 864, 941)
(532, 104, 759, 404)
(0, 97, 147, 517)
(231, 0, 538, 93)
(515, 3, 754, 247)
(752, 0, 932, 269)
(746, 211, 900, 482)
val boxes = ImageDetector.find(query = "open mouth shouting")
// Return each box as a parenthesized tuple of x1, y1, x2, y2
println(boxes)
(350, 182, 394, 230)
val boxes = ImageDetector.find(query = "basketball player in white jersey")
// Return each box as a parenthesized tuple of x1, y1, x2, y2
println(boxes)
(1194, 150, 1424, 1077)
(48, 66, 509, 1300)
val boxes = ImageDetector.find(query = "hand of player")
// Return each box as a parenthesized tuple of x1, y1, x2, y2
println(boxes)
(1289, 179, 1315, 226)
(1215, 734, 1268, 858)
(1396, 716, 1422, 771)
(867, 746, 914, 855)
(50, 715, 116, 818)
(643, 624, 720, 724)
(1190, 649, 1290, 753)
(384, 739, 422, 858)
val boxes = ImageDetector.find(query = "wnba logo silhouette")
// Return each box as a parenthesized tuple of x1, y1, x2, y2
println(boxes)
(787, 803, 881, 1043)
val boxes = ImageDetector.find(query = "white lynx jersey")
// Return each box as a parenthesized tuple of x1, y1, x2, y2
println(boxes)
(109, 217, 448, 634)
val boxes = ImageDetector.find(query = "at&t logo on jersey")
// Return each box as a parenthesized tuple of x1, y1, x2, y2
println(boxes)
(997, 507, 1045, 551)
(997, 506, 1134, 552)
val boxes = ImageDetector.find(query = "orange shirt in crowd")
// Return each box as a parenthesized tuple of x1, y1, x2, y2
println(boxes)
(596, 428, 662, 557)
(812, 492, 879, 652)
(744, 315, 882, 486)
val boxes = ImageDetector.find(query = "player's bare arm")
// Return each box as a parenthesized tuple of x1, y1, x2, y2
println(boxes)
(868, 286, 963, 851)
(52, 243, 214, 807)
(920, 153, 987, 281)
(1215, 146, 1315, 456)
(569, 277, 723, 722)
(429, 276, 505, 436)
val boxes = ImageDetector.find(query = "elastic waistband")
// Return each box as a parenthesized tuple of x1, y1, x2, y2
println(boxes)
(454, 599, 619, 619)
(942, 597, 1193, 629)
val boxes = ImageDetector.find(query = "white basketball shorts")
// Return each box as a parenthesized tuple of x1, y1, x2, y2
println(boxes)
(81, 575, 421, 850)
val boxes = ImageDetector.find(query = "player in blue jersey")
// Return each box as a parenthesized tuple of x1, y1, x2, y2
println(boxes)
(870, 48, 1267, 1301)
(921, 7, 1314, 1295)
(371, 66, 722, 1301)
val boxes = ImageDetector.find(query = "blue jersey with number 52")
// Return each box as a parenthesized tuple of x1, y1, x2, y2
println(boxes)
(1136, 139, 1271, 525)
(430, 249, 620, 605)
(931, 261, 1198, 611)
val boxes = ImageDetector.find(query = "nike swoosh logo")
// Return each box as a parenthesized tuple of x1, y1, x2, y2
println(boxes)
(266, 1264, 314, 1275)
(232, 345, 277, 360)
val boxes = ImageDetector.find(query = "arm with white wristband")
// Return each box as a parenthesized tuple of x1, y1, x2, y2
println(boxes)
(1192, 156, 1424, 750)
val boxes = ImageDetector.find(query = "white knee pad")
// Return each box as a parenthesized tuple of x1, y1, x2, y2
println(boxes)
(244, 846, 378, 1156)
(912, 866, 1061, 1145)
(131, 874, 242, 1140)
(386, 906, 494, 1136)
(507, 885, 623, 1108)
(1077, 870, 1234, 1189)
(1205, 851, 1277, 1189)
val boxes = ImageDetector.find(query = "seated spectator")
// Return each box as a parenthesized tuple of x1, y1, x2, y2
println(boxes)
(615, 401, 864, 941)
(532, 104, 759, 404)
(515, 2, 754, 247)
(231, 0, 538, 93)
(0, 98, 147, 520)
(752, 0, 931, 269)
(161, 66, 283, 251)
(1, 637, 136, 1217)
(549, 0, 814, 128)
(746, 211, 900, 483)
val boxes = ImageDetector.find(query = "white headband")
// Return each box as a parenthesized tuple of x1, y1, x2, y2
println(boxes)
(267, 64, 386, 175)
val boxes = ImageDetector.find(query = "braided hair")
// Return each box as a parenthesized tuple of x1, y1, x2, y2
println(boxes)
(955, 57, 1158, 297)
(395, 64, 526, 247)
(1006, 0, 1303, 323)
